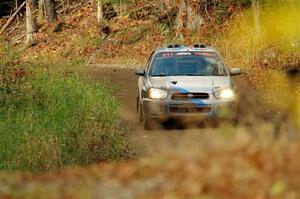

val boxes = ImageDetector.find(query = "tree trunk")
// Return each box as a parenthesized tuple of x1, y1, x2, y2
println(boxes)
(97, 0, 103, 24)
(25, 0, 37, 46)
(252, 0, 260, 36)
(175, 0, 187, 40)
(286, 68, 300, 141)
(44, 0, 57, 24)
(175, 0, 203, 40)
(252, 0, 260, 54)
(185, 0, 202, 32)
(38, 0, 45, 23)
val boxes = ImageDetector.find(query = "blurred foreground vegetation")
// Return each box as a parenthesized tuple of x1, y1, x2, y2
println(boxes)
(0, 132, 299, 199)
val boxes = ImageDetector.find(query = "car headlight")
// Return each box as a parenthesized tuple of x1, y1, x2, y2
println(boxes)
(149, 88, 168, 99)
(215, 88, 235, 99)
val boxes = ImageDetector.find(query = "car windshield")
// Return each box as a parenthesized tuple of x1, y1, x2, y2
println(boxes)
(149, 52, 228, 77)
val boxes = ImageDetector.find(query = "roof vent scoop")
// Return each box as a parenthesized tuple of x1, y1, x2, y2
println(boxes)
(194, 44, 206, 48)
(167, 44, 181, 48)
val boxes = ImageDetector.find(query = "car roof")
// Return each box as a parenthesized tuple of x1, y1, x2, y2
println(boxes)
(156, 44, 217, 53)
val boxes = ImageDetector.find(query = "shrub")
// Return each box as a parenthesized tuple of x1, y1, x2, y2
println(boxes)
(0, 66, 129, 172)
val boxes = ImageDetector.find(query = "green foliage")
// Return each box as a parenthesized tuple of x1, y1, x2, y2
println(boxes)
(114, 24, 149, 44)
(199, 0, 252, 25)
(0, 41, 21, 66)
(75, 34, 103, 49)
(261, 0, 299, 6)
(0, 52, 129, 171)
(99, 0, 130, 5)
(270, 180, 286, 197)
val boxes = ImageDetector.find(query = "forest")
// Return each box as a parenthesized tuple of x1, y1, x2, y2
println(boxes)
(0, 0, 299, 198)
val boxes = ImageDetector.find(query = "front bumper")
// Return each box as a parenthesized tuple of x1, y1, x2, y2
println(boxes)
(142, 98, 237, 121)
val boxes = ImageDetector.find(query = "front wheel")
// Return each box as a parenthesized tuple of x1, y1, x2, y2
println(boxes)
(139, 103, 143, 122)
(136, 94, 140, 114)
(143, 118, 160, 130)
(139, 102, 160, 130)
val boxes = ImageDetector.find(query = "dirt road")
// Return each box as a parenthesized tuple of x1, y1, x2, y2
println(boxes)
(83, 64, 274, 157)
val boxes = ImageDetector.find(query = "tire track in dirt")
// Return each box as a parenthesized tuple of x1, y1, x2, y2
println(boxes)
(83, 65, 269, 157)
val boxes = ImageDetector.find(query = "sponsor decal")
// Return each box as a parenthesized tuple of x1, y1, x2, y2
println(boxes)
(194, 52, 216, 57)
(162, 53, 174, 57)
(176, 52, 192, 56)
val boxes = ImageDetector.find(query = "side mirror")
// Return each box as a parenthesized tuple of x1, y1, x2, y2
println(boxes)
(230, 68, 241, 76)
(135, 69, 146, 76)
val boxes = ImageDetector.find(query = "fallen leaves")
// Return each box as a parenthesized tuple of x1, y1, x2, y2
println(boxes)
(0, 137, 299, 199)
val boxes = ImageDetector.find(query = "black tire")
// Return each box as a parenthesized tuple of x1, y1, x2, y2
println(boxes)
(218, 118, 237, 127)
(144, 118, 152, 130)
(231, 117, 239, 127)
(139, 103, 143, 122)
(139, 100, 160, 130)
(143, 117, 160, 130)
(136, 94, 139, 114)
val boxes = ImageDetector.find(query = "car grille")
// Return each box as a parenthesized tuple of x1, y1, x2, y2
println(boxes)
(171, 92, 209, 100)
(169, 104, 211, 113)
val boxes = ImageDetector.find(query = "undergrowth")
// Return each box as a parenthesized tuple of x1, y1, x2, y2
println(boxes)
(0, 44, 131, 172)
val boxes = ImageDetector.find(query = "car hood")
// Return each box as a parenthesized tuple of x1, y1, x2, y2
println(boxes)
(148, 76, 231, 93)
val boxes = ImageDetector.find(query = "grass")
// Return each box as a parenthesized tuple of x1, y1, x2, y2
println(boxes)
(211, 2, 300, 114)
(0, 53, 130, 171)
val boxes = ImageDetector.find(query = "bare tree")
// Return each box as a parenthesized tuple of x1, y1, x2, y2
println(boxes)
(97, 0, 104, 24)
(38, 0, 45, 22)
(185, 1, 202, 32)
(286, 68, 300, 141)
(175, 0, 203, 40)
(44, 0, 57, 24)
(252, 0, 260, 42)
(38, 0, 57, 24)
(25, 0, 37, 46)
